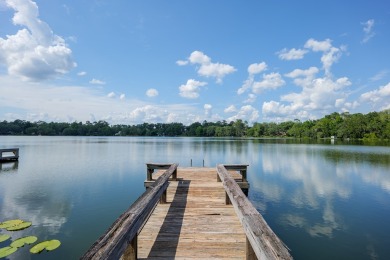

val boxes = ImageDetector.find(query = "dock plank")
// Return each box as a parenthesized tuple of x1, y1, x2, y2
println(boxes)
(138, 167, 246, 259)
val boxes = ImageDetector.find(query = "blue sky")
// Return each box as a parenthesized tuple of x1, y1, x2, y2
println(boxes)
(0, 0, 389, 125)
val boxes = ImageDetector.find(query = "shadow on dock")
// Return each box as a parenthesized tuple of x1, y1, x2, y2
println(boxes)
(145, 180, 190, 259)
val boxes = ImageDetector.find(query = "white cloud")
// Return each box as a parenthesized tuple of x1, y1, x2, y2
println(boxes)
(176, 60, 188, 66)
(224, 105, 237, 113)
(181, 51, 236, 83)
(253, 72, 285, 94)
(146, 88, 159, 97)
(179, 79, 207, 99)
(204, 104, 212, 116)
(360, 82, 390, 110)
(304, 39, 343, 76)
(277, 48, 308, 60)
(0, 75, 208, 125)
(262, 76, 352, 121)
(227, 105, 259, 124)
(107, 92, 115, 98)
(77, 71, 87, 76)
(0, 0, 76, 81)
(362, 19, 375, 43)
(248, 62, 267, 75)
(237, 77, 254, 95)
(120, 94, 125, 100)
(370, 70, 388, 82)
(244, 93, 257, 103)
(304, 38, 332, 52)
(89, 78, 106, 85)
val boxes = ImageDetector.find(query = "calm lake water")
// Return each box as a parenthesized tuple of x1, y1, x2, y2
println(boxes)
(0, 136, 389, 259)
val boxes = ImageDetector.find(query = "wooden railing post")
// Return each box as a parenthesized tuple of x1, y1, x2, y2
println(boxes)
(122, 235, 137, 260)
(246, 237, 256, 260)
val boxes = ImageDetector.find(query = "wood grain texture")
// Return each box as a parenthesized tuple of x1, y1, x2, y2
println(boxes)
(217, 165, 292, 260)
(81, 164, 178, 260)
(138, 167, 246, 259)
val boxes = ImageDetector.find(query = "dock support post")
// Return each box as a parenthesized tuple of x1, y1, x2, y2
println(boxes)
(246, 237, 256, 260)
(122, 234, 137, 260)
(160, 190, 167, 204)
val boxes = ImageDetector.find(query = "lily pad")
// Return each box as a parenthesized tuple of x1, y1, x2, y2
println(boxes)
(6, 221, 32, 231)
(30, 240, 61, 254)
(0, 235, 10, 243)
(0, 220, 23, 229)
(10, 236, 38, 248)
(0, 246, 17, 258)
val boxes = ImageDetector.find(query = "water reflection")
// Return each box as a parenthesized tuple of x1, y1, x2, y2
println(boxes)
(0, 136, 389, 260)
(0, 161, 18, 171)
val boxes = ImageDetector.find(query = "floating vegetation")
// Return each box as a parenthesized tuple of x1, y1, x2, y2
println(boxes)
(0, 219, 32, 231)
(6, 221, 32, 231)
(10, 236, 37, 248)
(0, 219, 61, 258)
(0, 246, 17, 258)
(30, 240, 61, 254)
(0, 235, 10, 243)
(0, 219, 23, 229)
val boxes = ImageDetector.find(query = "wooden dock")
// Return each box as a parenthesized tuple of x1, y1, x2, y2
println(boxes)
(82, 164, 292, 260)
(0, 148, 19, 162)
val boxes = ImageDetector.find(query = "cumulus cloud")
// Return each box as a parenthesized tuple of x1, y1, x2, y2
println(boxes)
(238, 62, 279, 95)
(360, 82, 390, 110)
(262, 76, 352, 121)
(180, 51, 236, 83)
(224, 105, 237, 113)
(304, 38, 343, 76)
(176, 60, 188, 66)
(253, 72, 285, 94)
(0, 0, 76, 81)
(107, 92, 115, 98)
(146, 88, 159, 97)
(89, 78, 106, 85)
(77, 71, 87, 76)
(204, 104, 212, 116)
(362, 19, 375, 43)
(179, 79, 207, 99)
(244, 93, 257, 103)
(119, 94, 125, 100)
(248, 62, 267, 75)
(277, 48, 308, 60)
(227, 105, 259, 124)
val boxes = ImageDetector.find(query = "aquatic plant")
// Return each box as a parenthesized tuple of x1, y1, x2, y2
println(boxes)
(30, 240, 61, 254)
(0, 219, 61, 258)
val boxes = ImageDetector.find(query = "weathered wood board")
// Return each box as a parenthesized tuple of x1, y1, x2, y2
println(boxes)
(138, 168, 247, 259)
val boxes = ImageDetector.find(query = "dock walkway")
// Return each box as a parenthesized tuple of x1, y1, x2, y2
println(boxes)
(82, 164, 292, 260)
(138, 167, 246, 259)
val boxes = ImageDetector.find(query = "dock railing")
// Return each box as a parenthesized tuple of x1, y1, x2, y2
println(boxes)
(217, 164, 292, 260)
(81, 163, 178, 260)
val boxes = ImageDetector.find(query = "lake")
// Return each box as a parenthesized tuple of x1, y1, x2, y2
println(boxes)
(0, 136, 389, 259)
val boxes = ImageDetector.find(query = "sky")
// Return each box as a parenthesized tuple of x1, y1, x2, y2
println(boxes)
(0, 0, 389, 125)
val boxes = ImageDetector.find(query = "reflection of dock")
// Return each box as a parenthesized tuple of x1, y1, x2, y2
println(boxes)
(0, 148, 19, 162)
(82, 164, 292, 259)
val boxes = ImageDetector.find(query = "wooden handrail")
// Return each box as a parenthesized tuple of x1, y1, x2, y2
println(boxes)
(217, 164, 292, 260)
(81, 163, 179, 260)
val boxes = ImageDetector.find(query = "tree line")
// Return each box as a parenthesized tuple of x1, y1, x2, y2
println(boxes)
(0, 110, 389, 140)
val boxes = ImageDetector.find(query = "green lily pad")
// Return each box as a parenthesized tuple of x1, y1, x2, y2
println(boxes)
(6, 221, 32, 231)
(30, 240, 61, 254)
(10, 236, 38, 248)
(0, 220, 23, 229)
(0, 246, 17, 258)
(0, 235, 10, 243)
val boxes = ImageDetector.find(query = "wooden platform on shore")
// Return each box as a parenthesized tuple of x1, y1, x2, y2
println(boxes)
(138, 167, 246, 259)
(0, 148, 19, 162)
